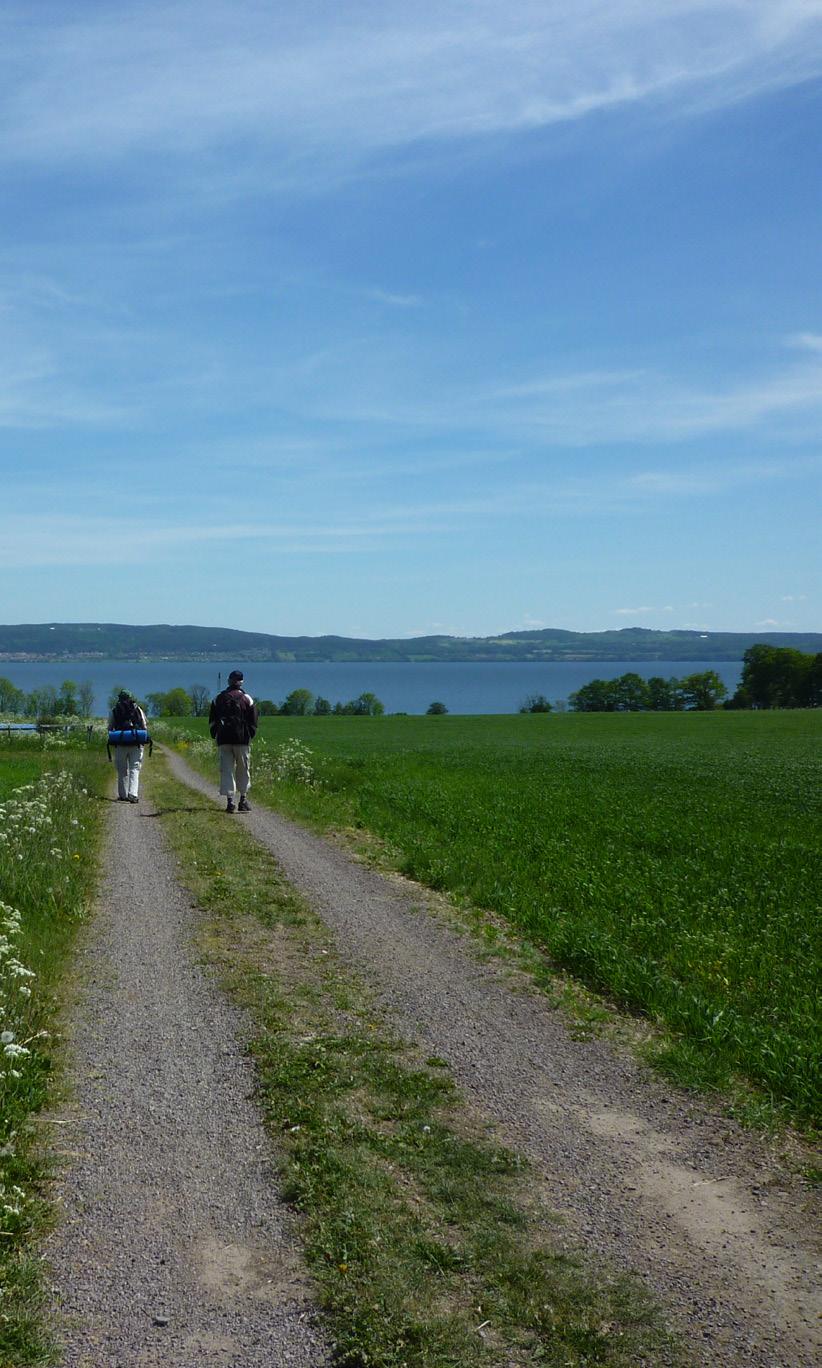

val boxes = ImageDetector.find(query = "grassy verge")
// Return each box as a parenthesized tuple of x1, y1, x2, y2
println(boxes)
(160, 713, 822, 1130)
(0, 734, 108, 1368)
(151, 756, 678, 1367)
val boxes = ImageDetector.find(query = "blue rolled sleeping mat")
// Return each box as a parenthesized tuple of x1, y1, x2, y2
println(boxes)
(106, 727, 152, 759)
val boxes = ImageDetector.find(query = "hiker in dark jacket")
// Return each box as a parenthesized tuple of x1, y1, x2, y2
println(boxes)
(208, 670, 258, 813)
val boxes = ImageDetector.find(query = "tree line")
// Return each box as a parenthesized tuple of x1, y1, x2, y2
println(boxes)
(143, 685, 386, 718)
(568, 646, 822, 712)
(0, 677, 95, 719)
(569, 670, 727, 712)
(725, 644, 822, 709)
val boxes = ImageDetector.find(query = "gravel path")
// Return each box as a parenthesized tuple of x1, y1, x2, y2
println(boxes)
(167, 748, 821, 1368)
(45, 788, 330, 1368)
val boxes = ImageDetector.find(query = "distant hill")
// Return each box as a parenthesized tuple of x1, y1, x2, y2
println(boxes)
(1, 622, 820, 663)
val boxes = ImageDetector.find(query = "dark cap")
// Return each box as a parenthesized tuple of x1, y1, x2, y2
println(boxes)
(228, 669, 244, 684)
(118, 690, 132, 701)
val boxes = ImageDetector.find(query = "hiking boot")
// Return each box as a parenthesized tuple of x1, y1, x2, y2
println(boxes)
(238, 796, 251, 813)
(225, 798, 236, 814)
(128, 795, 139, 804)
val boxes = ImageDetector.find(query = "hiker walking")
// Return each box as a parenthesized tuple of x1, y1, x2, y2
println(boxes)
(107, 691, 150, 804)
(209, 670, 258, 813)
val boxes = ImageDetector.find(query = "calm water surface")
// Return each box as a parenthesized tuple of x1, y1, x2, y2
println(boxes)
(3, 659, 743, 715)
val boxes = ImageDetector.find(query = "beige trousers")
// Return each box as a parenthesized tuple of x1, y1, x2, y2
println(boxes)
(218, 744, 251, 796)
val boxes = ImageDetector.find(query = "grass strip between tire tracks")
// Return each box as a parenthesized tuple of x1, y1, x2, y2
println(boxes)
(152, 758, 680, 1368)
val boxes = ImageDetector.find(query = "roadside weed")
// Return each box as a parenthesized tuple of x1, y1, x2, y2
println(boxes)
(0, 739, 106, 1368)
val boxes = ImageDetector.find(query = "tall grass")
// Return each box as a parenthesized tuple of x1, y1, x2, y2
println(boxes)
(166, 711, 821, 1125)
(0, 736, 107, 1366)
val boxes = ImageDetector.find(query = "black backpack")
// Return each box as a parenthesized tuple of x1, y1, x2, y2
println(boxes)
(113, 698, 141, 728)
(106, 697, 152, 760)
(215, 691, 247, 739)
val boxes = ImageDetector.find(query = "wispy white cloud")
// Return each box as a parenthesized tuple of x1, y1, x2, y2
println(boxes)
(1, 2, 821, 187)
(0, 509, 464, 568)
(0, 347, 130, 427)
(249, 340, 822, 446)
(785, 332, 822, 353)
(486, 354, 822, 444)
(612, 605, 674, 616)
(365, 289, 423, 309)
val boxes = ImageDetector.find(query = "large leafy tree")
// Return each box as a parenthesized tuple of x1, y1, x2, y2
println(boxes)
(679, 671, 727, 711)
(738, 644, 814, 708)
(348, 691, 385, 716)
(281, 688, 315, 716)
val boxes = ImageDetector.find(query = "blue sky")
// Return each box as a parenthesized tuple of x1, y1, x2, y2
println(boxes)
(1, 0, 820, 639)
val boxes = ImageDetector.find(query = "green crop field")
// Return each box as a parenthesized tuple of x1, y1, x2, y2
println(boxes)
(166, 711, 821, 1127)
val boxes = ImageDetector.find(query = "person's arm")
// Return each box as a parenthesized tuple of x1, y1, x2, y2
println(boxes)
(246, 695, 259, 740)
(208, 698, 218, 739)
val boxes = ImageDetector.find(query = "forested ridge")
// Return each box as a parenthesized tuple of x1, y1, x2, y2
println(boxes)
(2, 621, 821, 663)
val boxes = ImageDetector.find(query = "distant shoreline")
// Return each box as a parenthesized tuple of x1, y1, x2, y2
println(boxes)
(0, 650, 768, 664)
(1, 622, 820, 667)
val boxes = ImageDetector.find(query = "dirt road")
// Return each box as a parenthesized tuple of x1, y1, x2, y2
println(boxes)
(166, 747, 821, 1368)
(45, 790, 330, 1367)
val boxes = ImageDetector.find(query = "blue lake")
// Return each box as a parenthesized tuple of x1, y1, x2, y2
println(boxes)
(3, 659, 743, 715)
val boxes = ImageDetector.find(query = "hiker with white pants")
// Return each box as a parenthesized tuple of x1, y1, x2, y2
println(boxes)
(107, 691, 149, 803)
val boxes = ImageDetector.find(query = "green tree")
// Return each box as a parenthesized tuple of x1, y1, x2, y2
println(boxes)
(78, 680, 95, 718)
(163, 687, 193, 716)
(188, 684, 210, 717)
(348, 691, 384, 716)
(0, 677, 26, 715)
(57, 679, 79, 715)
(282, 688, 314, 716)
(738, 644, 813, 708)
(808, 654, 822, 708)
(647, 676, 681, 711)
(679, 671, 727, 711)
(519, 694, 552, 713)
(313, 696, 332, 715)
(257, 698, 279, 715)
(146, 687, 191, 717)
(569, 678, 618, 712)
(613, 673, 650, 711)
(28, 685, 59, 720)
(426, 700, 448, 715)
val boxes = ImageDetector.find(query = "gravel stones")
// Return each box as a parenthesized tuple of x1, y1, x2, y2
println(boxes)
(45, 791, 330, 1367)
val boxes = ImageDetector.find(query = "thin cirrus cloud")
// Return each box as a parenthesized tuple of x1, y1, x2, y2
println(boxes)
(486, 353, 822, 445)
(0, 511, 466, 569)
(319, 352, 822, 448)
(612, 606, 675, 616)
(2, 2, 822, 181)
